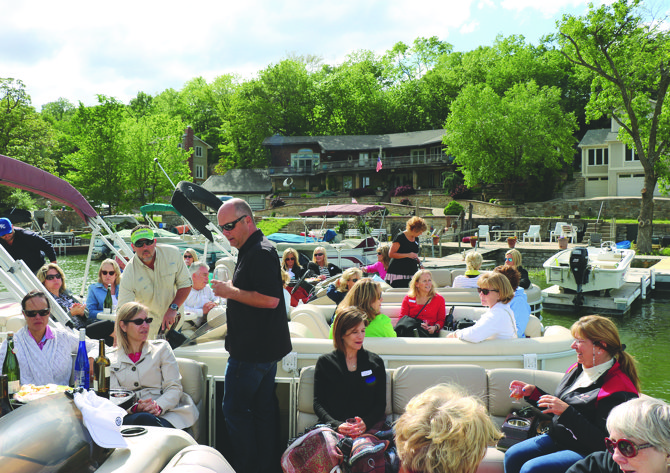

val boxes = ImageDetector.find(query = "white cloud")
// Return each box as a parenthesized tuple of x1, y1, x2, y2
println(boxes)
(460, 21, 481, 34)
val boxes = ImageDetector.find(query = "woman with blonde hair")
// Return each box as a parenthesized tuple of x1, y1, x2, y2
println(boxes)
(330, 278, 396, 338)
(452, 251, 484, 288)
(182, 248, 198, 267)
(364, 243, 391, 280)
(307, 246, 341, 280)
(398, 270, 446, 336)
(38, 262, 88, 329)
(385, 216, 427, 288)
(505, 315, 639, 473)
(395, 383, 502, 473)
(447, 272, 516, 342)
(86, 258, 121, 320)
(281, 247, 305, 283)
(326, 267, 363, 305)
(112, 302, 198, 429)
(505, 249, 530, 289)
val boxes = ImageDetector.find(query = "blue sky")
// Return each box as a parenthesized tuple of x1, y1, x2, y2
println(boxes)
(2, 0, 663, 109)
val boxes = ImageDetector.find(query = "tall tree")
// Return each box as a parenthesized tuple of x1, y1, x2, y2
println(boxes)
(443, 81, 577, 200)
(554, 0, 670, 253)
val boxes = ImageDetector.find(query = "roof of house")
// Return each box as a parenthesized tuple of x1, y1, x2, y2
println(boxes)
(202, 169, 272, 194)
(578, 128, 619, 147)
(262, 129, 446, 151)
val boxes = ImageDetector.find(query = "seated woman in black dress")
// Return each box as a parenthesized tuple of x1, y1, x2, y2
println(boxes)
(313, 307, 386, 437)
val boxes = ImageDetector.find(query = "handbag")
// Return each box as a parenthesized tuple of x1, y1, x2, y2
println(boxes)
(497, 406, 552, 451)
(395, 299, 437, 338)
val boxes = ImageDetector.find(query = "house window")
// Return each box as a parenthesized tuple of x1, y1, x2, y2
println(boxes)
(291, 149, 319, 173)
(430, 146, 443, 159)
(195, 165, 204, 179)
(411, 149, 426, 164)
(625, 145, 639, 161)
(343, 176, 353, 190)
(588, 148, 608, 166)
(195, 146, 203, 157)
(362, 176, 370, 187)
(359, 153, 370, 166)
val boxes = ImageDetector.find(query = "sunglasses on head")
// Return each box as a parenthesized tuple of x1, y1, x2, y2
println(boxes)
(314, 253, 324, 257)
(605, 437, 654, 458)
(101, 270, 115, 276)
(24, 309, 50, 318)
(133, 239, 154, 248)
(45, 273, 62, 281)
(477, 287, 499, 295)
(124, 317, 153, 326)
(220, 215, 247, 231)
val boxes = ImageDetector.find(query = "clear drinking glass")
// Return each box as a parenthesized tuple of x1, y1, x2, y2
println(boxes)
(214, 266, 230, 282)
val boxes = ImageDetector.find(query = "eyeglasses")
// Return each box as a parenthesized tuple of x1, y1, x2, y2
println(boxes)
(314, 253, 324, 257)
(605, 437, 654, 458)
(477, 288, 499, 295)
(377, 252, 382, 255)
(124, 317, 153, 326)
(45, 274, 62, 281)
(350, 278, 359, 283)
(220, 215, 247, 231)
(133, 239, 155, 248)
(286, 257, 295, 261)
(183, 254, 193, 259)
(24, 309, 50, 318)
(101, 270, 115, 276)
(506, 257, 513, 262)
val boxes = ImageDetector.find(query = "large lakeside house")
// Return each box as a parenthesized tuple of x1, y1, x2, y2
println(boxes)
(180, 125, 212, 185)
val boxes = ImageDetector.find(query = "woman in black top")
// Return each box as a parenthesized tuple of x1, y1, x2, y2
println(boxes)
(313, 307, 386, 437)
(385, 216, 427, 288)
(505, 249, 531, 289)
(307, 246, 341, 281)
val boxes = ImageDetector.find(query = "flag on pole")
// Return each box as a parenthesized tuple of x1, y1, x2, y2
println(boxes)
(376, 155, 382, 172)
(352, 198, 358, 204)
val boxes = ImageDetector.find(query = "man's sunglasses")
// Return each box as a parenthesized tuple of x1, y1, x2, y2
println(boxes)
(220, 215, 247, 231)
(605, 437, 654, 458)
(24, 309, 50, 318)
(124, 317, 153, 326)
(45, 274, 62, 281)
(101, 270, 115, 276)
(477, 288, 499, 295)
(134, 239, 155, 248)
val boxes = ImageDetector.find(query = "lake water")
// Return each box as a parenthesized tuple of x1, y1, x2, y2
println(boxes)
(56, 255, 670, 402)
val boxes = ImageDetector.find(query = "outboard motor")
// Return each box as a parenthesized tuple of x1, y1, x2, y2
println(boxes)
(569, 248, 590, 307)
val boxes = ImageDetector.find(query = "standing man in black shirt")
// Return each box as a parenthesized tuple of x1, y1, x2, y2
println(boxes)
(0, 218, 57, 274)
(211, 199, 291, 473)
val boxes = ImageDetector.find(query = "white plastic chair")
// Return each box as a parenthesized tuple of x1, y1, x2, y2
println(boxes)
(523, 225, 542, 243)
(561, 225, 578, 243)
(550, 222, 567, 242)
(477, 225, 490, 243)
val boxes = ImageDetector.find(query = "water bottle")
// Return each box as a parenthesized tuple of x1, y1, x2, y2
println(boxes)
(2, 332, 20, 396)
(74, 329, 90, 390)
(103, 285, 113, 314)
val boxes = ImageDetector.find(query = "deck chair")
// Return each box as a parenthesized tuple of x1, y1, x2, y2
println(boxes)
(345, 229, 361, 238)
(550, 222, 567, 242)
(477, 225, 490, 243)
(561, 225, 578, 243)
(523, 225, 542, 243)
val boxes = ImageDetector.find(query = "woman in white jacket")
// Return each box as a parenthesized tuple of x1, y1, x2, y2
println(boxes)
(447, 272, 517, 342)
(111, 302, 198, 429)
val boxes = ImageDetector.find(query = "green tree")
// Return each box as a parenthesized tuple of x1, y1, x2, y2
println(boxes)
(64, 96, 127, 213)
(553, 0, 670, 253)
(443, 81, 577, 200)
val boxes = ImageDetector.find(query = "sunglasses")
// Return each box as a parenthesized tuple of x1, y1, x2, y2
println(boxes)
(350, 278, 359, 283)
(133, 239, 155, 248)
(183, 254, 193, 259)
(101, 270, 115, 276)
(124, 317, 153, 326)
(286, 257, 295, 261)
(377, 251, 382, 255)
(605, 437, 654, 458)
(220, 215, 247, 231)
(24, 309, 50, 318)
(477, 288, 499, 295)
(506, 257, 514, 262)
(314, 253, 324, 257)
(45, 274, 62, 281)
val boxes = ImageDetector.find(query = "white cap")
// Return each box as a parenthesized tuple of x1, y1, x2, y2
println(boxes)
(74, 390, 127, 448)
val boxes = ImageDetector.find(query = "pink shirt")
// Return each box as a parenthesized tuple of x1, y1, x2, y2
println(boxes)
(364, 261, 387, 279)
(128, 352, 142, 363)
(29, 325, 55, 350)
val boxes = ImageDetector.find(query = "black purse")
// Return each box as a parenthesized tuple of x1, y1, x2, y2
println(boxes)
(395, 299, 437, 338)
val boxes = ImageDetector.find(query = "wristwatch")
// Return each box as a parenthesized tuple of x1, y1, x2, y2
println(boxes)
(169, 303, 179, 311)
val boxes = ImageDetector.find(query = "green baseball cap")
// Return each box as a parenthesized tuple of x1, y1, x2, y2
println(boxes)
(130, 227, 155, 244)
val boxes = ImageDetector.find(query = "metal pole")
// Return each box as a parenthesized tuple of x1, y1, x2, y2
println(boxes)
(154, 157, 176, 188)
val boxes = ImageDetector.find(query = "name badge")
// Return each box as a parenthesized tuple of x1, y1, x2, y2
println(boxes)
(408, 298, 416, 303)
(361, 370, 372, 376)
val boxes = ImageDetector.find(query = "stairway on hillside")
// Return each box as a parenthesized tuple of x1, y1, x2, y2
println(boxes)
(555, 173, 585, 200)
(583, 221, 614, 243)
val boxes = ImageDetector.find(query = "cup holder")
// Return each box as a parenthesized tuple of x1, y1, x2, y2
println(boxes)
(121, 427, 148, 437)
(506, 418, 531, 428)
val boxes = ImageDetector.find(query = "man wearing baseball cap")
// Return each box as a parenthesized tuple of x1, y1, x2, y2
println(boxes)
(117, 225, 192, 339)
(0, 217, 57, 274)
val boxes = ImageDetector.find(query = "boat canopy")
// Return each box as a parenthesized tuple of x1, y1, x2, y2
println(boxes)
(299, 204, 386, 218)
(0, 154, 97, 222)
(140, 203, 182, 216)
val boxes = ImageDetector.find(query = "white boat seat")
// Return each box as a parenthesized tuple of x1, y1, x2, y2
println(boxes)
(160, 445, 236, 473)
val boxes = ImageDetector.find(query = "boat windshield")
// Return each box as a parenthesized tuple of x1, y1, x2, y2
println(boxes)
(0, 393, 111, 472)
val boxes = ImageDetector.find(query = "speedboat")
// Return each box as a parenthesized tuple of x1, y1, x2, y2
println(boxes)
(543, 241, 636, 305)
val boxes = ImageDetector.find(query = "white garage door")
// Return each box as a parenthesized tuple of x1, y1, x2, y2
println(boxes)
(617, 174, 661, 196)
(245, 195, 265, 210)
(585, 177, 609, 198)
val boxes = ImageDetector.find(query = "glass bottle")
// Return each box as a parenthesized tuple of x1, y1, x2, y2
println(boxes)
(103, 285, 113, 314)
(0, 374, 13, 418)
(73, 329, 90, 390)
(94, 339, 110, 398)
(2, 332, 20, 396)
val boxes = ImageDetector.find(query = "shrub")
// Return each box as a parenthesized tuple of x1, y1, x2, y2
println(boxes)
(444, 201, 464, 215)
(271, 197, 285, 208)
(391, 185, 416, 197)
(300, 194, 309, 198)
(316, 189, 338, 198)
(350, 187, 377, 198)
(400, 198, 412, 206)
(449, 185, 471, 199)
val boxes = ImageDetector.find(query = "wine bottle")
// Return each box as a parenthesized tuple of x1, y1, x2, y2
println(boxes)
(73, 329, 90, 390)
(94, 339, 110, 399)
(0, 374, 13, 418)
(2, 332, 20, 396)
(103, 285, 113, 314)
